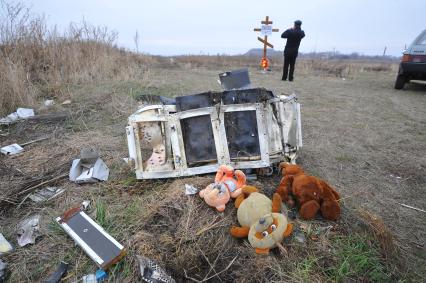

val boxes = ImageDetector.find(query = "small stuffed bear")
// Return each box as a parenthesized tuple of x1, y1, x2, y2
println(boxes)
(276, 163, 341, 221)
(199, 165, 246, 212)
(230, 186, 293, 255)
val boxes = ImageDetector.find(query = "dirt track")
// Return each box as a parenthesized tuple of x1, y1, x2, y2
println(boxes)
(1, 66, 425, 281)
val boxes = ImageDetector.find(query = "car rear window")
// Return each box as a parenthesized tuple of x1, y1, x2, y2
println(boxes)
(416, 32, 426, 45)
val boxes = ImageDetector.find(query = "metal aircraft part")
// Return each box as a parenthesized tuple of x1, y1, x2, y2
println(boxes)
(126, 88, 302, 179)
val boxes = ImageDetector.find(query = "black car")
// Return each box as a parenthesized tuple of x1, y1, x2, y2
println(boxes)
(395, 30, 426, 89)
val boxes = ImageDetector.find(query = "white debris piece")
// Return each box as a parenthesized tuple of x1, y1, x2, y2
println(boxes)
(29, 187, 65, 203)
(0, 233, 13, 255)
(0, 259, 6, 282)
(0, 112, 19, 125)
(16, 108, 34, 119)
(82, 274, 97, 283)
(1, 143, 24, 155)
(0, 108, 34, 125)
(17, 215, 41, 247)
(44, 100, 55, 106)
(81, 200, 91, 211)
(185, 184, 198, 195)
(69, 158, 109, 183)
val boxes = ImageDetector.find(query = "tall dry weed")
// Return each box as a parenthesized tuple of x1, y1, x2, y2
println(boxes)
(0, 0, 150, 116)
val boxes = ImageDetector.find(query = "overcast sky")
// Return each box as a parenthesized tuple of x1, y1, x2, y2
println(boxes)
(22, 0, 426, 56)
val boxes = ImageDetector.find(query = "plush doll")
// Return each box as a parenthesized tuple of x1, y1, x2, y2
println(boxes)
(199, 165, 246, 212)
(230, 186, 293, 255)
(276, 163, 341, 221)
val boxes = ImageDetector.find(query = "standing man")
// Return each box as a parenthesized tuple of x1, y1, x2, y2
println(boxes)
(281, 20, 305, 81)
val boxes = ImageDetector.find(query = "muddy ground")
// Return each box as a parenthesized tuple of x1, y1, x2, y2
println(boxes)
(0, 66, 425, 282)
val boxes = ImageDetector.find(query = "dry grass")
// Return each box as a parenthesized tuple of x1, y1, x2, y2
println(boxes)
(0, 0, 156, 116)
(1, 73, 417, 282)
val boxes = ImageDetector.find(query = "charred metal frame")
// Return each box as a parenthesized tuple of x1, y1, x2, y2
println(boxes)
(126, 89, 302, 179)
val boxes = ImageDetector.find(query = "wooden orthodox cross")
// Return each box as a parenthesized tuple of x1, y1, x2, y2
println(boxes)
(253, 16, 279, 70)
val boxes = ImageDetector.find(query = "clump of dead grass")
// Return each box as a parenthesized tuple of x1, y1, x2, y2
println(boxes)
(0, 0, 154, 116)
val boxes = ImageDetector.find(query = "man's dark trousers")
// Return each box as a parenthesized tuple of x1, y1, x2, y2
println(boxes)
(282, 55, 297, 81)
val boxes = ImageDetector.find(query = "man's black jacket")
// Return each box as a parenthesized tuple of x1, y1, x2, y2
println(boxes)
(281, 27, 305, 57)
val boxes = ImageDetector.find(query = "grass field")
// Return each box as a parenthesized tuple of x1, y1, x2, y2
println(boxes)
(1, 63, 425, 282)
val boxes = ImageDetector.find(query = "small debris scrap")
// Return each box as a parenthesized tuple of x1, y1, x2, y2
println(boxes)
(137, 255, 175, 283)
(82, 274, 96, 283)
(0, 112, 19, 125)
(69, 149, 109, 183)
(44, 100, 55, 107)
(0, 108, 35, 125)
(0, 234, 13, 255)
(81, 200, 91, 211)
(16, 108, 35, 118)
(56, 208, 126, 269)
(42, 261, 68, 283)
(61, 99, 71, 105)
(184, 184, 198, 195)
(16, 214, 41, 247)
(1, 137, 49, 156)
(29, 187, 65, 203)
(1, 143, 24, 155)
(0, 259, 7, 282)
(95, 269, 107, 281)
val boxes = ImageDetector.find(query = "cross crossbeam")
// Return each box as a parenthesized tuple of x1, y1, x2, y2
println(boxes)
(253, 16, 279, 69)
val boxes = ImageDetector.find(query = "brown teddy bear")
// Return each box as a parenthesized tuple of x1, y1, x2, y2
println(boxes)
(276, 163, 341, 221)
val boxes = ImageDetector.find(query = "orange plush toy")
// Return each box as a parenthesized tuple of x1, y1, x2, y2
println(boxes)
(276, 163, 341, 221)
(199, 165, 246, 212)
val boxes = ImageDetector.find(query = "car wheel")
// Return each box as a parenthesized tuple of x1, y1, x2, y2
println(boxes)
(394, 75, 406, 90)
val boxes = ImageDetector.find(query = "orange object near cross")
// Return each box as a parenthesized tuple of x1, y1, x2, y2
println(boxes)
(254, 16, 279, 70)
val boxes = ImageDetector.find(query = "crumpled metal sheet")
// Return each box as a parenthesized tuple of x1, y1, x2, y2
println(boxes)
(137, 255, 175, 283)
(16, 215, 41, 247)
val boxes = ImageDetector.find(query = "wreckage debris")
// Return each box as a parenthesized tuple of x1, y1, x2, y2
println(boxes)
(69, 149, 109, 183)
(1, 137, 50, 155)
(184, 184, 198, 195)
(0, 143, 23, 155)
(0, 259, 6, 283)
(137, 255, 175, 283)
(0, 234, 13, 255)
(0, 108, 35, 125)
(42, 261, 69, 283)
(56, 207, 125, 269)
(16, 214, 41, 247)
(29, 187, 65, 203)
(218, 68, 251, 90)
(126, 86, 302, 180)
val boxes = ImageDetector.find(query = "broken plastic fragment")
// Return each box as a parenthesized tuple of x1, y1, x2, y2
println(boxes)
(1, 143, 24, 155)
(82, 274, 96, 283)
(0, 259, 6, 282)
(0, 233, 13, 255)
(29, 187, 65, 203)
(0, 112, 19, 125)
(69, 158, 109, 183)
(16, 108, 34, 119)
(81, 200, 91, 211)
(137, 255, 175, 283)
(44, 100, 55, 107)
(185, 184, 198, 195)
(17, 214, 41, 247)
